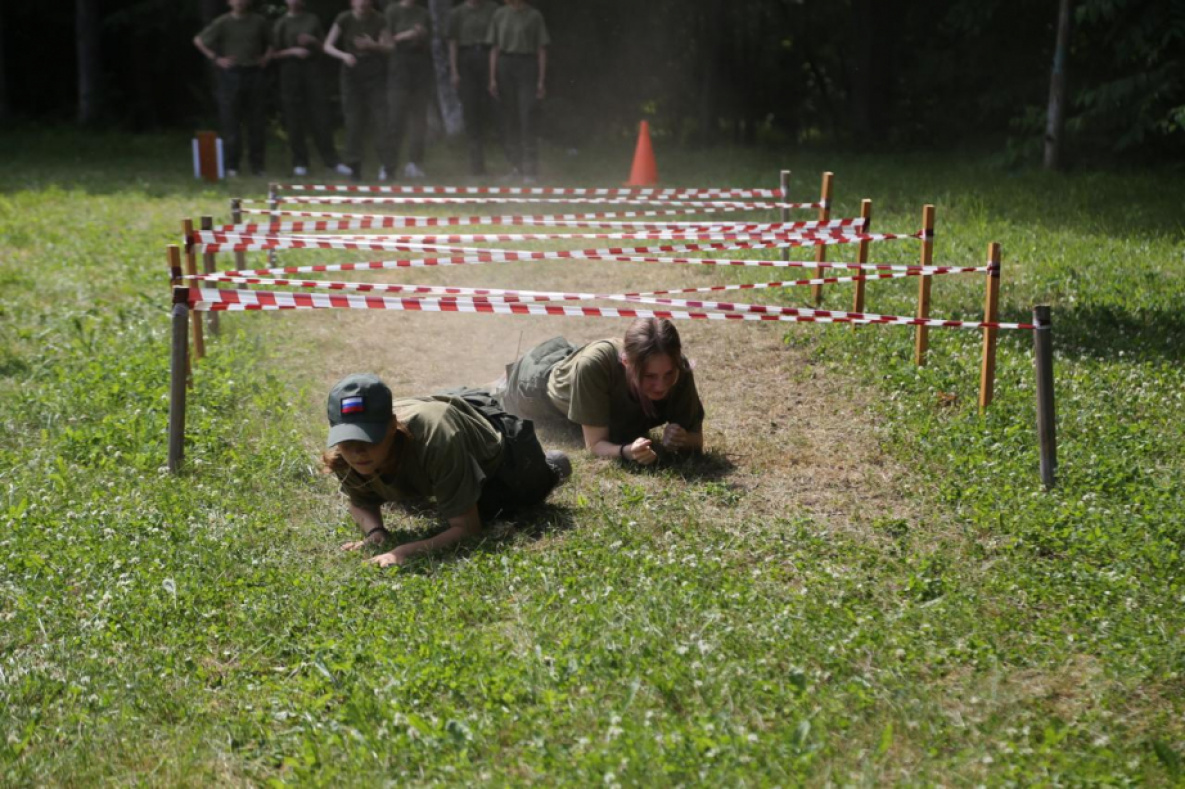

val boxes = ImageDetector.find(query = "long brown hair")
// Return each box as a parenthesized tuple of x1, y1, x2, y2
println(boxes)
(622, 318, 689, 417)
(319, 418, 411, 477)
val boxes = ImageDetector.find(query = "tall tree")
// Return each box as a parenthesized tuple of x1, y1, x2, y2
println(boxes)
(76, 0, 102, 124)
(1044, 0, 1073, 169)
(427, 0, 462, 136)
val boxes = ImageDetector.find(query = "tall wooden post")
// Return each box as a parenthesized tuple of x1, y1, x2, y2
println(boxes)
(182, 219, 205, 361)
(979, 242, 1002, 411)
(811, 172, 834, 305)
(231, 198, 247, 274)
(1033, 306, 1057, 489)
(852, 199, 872, 326)
(267, 183, 279, 268)
(914, 204, 936, 366)
(779, 169, 791, 265)
(167, 288, 190, 474)
(200, 216, 219, 337)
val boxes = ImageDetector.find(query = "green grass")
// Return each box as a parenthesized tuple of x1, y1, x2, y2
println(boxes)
(2, 127, 1184, 785)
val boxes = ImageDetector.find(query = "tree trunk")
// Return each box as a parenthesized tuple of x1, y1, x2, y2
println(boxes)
(850, 0, 897, 143)
(696, 0, 727, 145)
(427, 0, 463, 136)
(76, 0, 102, 124)
(0, 3, 9, 123)
(1044, 0, 1073, 170)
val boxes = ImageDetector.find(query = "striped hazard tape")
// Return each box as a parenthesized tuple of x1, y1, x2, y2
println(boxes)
(180, 287, 1034, 330)
(272, 184, 787, 200)
(186, 267, 987, 301)
(217, 255, 965, 277)
(218, 217, 868, 235)
(253, 196, 813, 210)
(241, 205, 819, 222)
(193, 230, 919, 255)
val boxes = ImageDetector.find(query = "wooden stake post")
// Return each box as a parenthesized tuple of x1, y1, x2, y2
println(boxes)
(779, 170, 791, 265)
(1033, 306, 1057, 489)
(979, 242, 1002, 411)
(914, 204, 936, 366)
(852, 199, 872, 325)
(182, 219, 205, 361)
(231, 198, 248, 274)
(167, 246, 190, 474)
(200, 216, 219, 337)
(811, 172, 834, 305)
(267, 184, 279, 268)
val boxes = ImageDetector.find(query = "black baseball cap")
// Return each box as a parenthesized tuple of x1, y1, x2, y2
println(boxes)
(326, 373, 393, 447)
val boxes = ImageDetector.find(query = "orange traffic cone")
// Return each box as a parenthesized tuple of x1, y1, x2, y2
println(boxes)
(625, 120, 658, 186)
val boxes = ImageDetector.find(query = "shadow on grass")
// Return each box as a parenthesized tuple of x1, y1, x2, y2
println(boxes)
(386, 501, 580, 574)
(631, 448, 736, 482)
(1038, 304, 1185, 364)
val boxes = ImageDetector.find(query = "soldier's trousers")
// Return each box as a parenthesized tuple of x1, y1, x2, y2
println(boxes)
(495, 53, 540, 177)
(387, 51, 432, 169)
(340, 60, 393, 177)
(457, 45, 495, 175)
(279, 60, 340, 170)
(217, 66, 267, 173)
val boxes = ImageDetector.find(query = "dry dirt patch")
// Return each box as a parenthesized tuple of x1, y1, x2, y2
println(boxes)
(248, 237, 917, 537)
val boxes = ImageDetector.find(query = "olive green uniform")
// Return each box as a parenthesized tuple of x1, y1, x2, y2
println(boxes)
(335, 393, 558, 521)
(198, 12, 273, 174)
(385, 2, 433, 170)
(448, 0, 499, 174)
(502, 337, 705, 446)
(274, 12, 341, 171)
(333, 9, 394, 177)
(487, 4, 550, 177)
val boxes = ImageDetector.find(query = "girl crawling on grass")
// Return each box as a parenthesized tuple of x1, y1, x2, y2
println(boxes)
(498, 317, 705, 467)
(322, 374, 569, 567)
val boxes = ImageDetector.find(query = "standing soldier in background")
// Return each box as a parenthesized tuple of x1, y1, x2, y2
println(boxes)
(382, 0, 433, 179)
(324, 0, 395, 181)
(193, 0, 274, 178)
(487, 0, 549, 184)
(447, 0, 498, 178)
(273, 0, 352, 178)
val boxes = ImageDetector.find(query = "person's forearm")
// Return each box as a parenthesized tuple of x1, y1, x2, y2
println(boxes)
(194, 38, 217, 62)
(348, 501, 387, 541)
(394, 506, 482, 561)
(537, 47, 546, 89)
(449, 41, 459, 78)
(683, 431, 704, 451)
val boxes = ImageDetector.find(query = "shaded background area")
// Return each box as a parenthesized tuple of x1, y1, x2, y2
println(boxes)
(2, 0, 1183, 165)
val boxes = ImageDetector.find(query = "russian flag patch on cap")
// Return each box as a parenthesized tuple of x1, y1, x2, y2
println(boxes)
(341, 395, 365, 415)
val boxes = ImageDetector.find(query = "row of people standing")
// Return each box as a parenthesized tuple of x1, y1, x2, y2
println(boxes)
(194, 0, 550, 182)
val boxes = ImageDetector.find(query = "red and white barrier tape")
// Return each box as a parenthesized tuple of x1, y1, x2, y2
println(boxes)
(194, 230, 918, 256)
(272, 184, 786, 199)
(218, 217, 867, 235)
(218, 255, 963, 277)
(187, 266, 985, 301)
(181, 287, 1033, 330)
(208, 229, 867, 245)
(241, 206, 819, 222)
(253, 196, 813, 210)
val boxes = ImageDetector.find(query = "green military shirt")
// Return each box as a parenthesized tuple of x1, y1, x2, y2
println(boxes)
(335, 395, 505, 519)
(447, 0, 498, 47)
(199, 12, 272, 67)
(546, 339, 705, 444)
(274, 11, 325, 51)
(486, 4, 550, 54)
(386, 2, 432, 52)
(332, 9, 388, 59)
